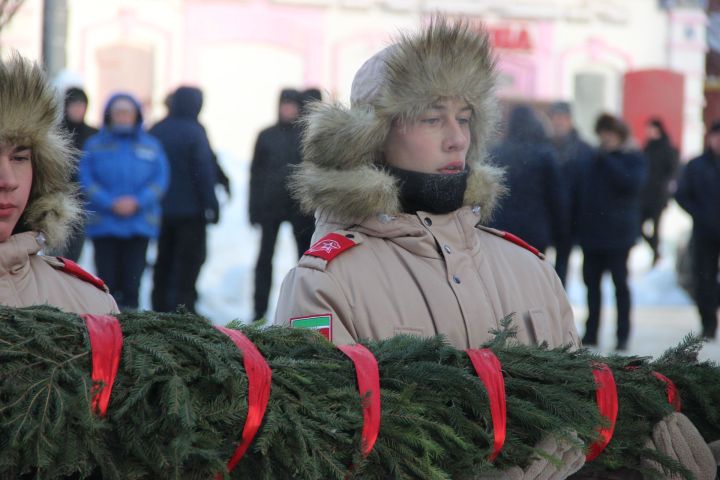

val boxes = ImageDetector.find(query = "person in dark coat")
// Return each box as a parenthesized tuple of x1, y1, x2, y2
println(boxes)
(549, 101, 595, 285)
(640, 118, 680, 267)
(675, 120, 720, 340)
(575, 114, 647, 350)
(149, 86, 219, 313)
(249, 88, 311, 321)
(59, 87, 98, 261)
(490, 105, 567, 254)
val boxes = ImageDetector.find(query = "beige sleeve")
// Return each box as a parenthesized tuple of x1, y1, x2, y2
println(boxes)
(274, 266, 357, 345)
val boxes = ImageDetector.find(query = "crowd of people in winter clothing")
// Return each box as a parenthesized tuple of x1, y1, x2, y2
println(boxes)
(2, 16, 720, 476)
(58, 84, 226, 312)
(490, 100, 719, 349)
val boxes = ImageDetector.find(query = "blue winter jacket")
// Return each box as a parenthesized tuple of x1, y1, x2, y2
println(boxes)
(575, 147, 647, 251)
(149, 87, 218, 220)
(675, 151, 720, 241)
(490, 106, 568, 252)
(80, 93, 169, 239)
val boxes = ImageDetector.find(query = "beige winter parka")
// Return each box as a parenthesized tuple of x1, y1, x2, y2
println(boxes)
(274, 19, 577, 349)
(0, 232, 118, 314)
(276, 206, 578, 349)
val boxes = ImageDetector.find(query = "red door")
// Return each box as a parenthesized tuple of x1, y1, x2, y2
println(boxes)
(623, 70, 684, 149)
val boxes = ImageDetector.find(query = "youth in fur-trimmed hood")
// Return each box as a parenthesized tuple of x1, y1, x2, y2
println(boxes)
(0, 55, 80, 250)
(291, 17, 505, 224)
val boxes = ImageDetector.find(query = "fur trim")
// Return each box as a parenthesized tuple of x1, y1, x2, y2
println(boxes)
(0, 54, 81, 249)
(293, 17, 503, 223)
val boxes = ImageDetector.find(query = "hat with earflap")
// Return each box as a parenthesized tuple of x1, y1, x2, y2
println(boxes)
(0, 55, 81, 249)
(291, 16, 506, 224)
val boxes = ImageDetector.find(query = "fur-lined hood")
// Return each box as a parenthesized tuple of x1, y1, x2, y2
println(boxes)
(291, 18, 505, 224)
(0, 55, 81, 249)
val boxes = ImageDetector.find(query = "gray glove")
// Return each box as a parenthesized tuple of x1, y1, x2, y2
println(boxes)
(478, 433, 585, 480)
(709, 440, 720, 465)
(643, 412, 716, 480)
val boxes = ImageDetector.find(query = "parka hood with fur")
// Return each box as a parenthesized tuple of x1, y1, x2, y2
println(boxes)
(0, 55, 80, 249)
(291, 18, 505, 224)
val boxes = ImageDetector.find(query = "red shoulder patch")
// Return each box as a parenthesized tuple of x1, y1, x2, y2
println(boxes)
(56, 257, 109, 291)
(304, 233, 358, 262)
(477, 226, 545, 259)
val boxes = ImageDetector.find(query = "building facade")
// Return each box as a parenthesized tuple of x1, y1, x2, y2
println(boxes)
(0, 0, 708, 159)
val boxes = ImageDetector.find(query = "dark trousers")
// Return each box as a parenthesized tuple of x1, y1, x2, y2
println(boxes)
(641, 207, 664, 263)
(253, 215, 315, 320)
(93, 236, 149, 310)
(581, 248, 632, 344)
(692, 234, 720, 338)
(555, 238, 572, 286)
(151, 217, 207, 313)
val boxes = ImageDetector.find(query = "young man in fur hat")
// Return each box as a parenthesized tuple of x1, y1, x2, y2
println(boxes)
(0, 55, 117, 315)
(275, 18, 719, 478)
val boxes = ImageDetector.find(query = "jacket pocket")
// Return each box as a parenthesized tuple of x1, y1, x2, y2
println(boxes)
(523, 308, 555, 347)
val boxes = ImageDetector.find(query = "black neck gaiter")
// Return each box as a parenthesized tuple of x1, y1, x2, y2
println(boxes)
(387, 166, 468, 214)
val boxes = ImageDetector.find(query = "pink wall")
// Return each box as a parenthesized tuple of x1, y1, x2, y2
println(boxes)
(182, 0, 325, 87)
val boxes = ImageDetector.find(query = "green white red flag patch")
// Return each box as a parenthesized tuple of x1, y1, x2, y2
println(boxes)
(290, 314, 333, 341)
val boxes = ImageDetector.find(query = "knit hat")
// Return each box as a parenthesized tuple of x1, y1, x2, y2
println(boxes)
(291, 17, 505, 223)
(0, 55, 81, 249)
(64, 87, 89, 106)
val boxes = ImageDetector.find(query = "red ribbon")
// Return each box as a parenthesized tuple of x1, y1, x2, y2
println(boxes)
(215, 327, 272, 475)
(625, 366, 681, 412)
(652, 371, 681, 412)
(466, 348, 506, 461)
(587, 362, 618, 462)
(82, 314, 123, 417)
(338, 344, 381, 457)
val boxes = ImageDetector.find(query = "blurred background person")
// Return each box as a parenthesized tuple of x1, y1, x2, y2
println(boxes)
(640, 117, 680, 267)
(675, 120, 720, 340)
(79, 93, 169, 310)
(490, 104, 567, 256)
(248, 88, 307, 321)
(548, 101, 594, 286)
(575, 113, 647, 350)
(149, 86, 219, 314)
(58, 87, 98, 261)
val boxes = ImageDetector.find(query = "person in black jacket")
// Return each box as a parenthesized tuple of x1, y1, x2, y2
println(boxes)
(641, 118, 679, 267)
(490, 105, 567, 254)
(249, 89, 310, 321)
(59, 87, 98, 261)
(675, 120, 720, 340)
(149, 86, 219, 313)
(549, 101, 594, 286)
(576, 114, 647, 350)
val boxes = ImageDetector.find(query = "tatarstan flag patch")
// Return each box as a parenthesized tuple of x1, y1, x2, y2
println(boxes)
(290, 314, 332, 341)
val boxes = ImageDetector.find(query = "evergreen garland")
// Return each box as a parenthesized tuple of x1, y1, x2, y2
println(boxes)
(0, 306, 717, 479)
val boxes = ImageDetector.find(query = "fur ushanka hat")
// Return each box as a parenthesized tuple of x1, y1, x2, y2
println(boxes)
(0, 55, 81, 249)
(291, 17, 506, 223)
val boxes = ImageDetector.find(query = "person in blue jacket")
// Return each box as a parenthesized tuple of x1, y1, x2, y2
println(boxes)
(149, 86, 219, 313)
(490, 105, 567, 255)
(675, 120, 720, 340)
(79, 93, 169, 309)
(575, 113, 646, 351)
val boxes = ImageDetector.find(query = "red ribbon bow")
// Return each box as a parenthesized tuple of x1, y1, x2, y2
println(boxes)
(466, 348, 506, 461)
(652, 371, 681, 412)
(82, 314, 123, 417)
(215, 327, 272, 475)
(587, 362, 618, 462)
(338, 344, 381, 457)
